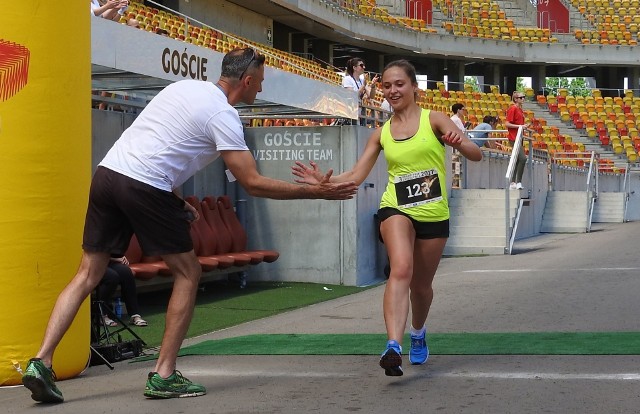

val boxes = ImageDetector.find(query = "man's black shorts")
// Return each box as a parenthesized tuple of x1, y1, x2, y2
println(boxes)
(82, 166, 193, 256)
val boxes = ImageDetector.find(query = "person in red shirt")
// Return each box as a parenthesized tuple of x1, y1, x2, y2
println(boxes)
(505, 91, 528, 189)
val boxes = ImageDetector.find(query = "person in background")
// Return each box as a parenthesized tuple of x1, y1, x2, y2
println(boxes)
(450, 103, 468, 132)
(293, 59, 482, 377)
(380, 98, 393, 113)
(342, 57, 379, 101)
(91, 0, 139, 27)
(505, 91, 529, 189)
(469, 115, 499, 149)
(96, 256, 147, 327)
(21, 48, 357, 404)
(91, 0, 121, 21)
(377, 98, 394, 125)
(342, 58, 380, 126)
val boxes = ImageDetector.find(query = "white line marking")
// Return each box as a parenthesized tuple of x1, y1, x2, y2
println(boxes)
(442, 372, 640, 381)
(187, 368, 640, 381)
(462, 268, 640, 273)
(190, 368, 359, 378)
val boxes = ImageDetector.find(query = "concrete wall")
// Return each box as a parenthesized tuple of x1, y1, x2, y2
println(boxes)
(463, 151, 548, 238)
(242, 126, 388, 286)
(625, 171, 640, 221)
(178, 0, 273, 46)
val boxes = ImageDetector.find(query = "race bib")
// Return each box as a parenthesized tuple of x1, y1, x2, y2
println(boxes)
(394, 169, 442, 208)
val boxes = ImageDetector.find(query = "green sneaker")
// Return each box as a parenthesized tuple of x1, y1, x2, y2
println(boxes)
(22, 358, 64, 403)
(144, 370, 206, 399)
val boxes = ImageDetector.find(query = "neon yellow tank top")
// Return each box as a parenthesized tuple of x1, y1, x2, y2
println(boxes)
(379, 109, 449, 222)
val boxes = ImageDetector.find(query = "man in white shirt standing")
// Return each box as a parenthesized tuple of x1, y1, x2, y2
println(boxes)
(450, 103, 468, 132)
(21, 48, 358, 403)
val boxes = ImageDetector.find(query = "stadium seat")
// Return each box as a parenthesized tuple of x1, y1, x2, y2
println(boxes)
(215, 195, 279, 263)
(184, 195, 250, 269)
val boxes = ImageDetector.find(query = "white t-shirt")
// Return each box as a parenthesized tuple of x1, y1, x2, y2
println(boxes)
(91, 0, 100, 15)
(450, 114, 466, 132)
(380, 99, 392, 112)
(342, 74, 364, 93)
(100, 80, 248, 191)
(91, 0, 127, 16)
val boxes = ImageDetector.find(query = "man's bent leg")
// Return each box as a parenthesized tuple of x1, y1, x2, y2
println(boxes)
(36, 251, 110, 365)
(23, 251, 110, 403)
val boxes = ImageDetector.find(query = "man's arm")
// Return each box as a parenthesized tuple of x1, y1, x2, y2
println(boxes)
(221, 150, 357, 200)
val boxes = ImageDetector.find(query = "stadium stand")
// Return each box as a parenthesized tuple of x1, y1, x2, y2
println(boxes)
(86, 0, 640, 263)
(92, 0, 640, 152)
(93, 0, 634, 169)
(569, 0, 640, 45)
(435, 0, 558, 42)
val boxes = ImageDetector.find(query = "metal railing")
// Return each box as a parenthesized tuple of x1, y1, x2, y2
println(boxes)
(503, 126, 533, 254)
(540, 86, 640, 98)
(457, 126, 533, 254)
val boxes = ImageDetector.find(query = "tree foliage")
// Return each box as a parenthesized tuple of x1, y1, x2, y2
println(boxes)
(544, 77, 590, 96)
(464, 76, 480, 92)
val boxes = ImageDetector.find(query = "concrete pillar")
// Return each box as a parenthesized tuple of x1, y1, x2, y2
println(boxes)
(531, 65, 546, 95)
(629, 67, 640, 96)
(483, 63, 502, 93)
(595, 67, 624, 97)
(312, 39, 333, 67)
(447, 60, 464, 91)
(289, 32, 306, 54)
(503, 66, 518, 95)
(422, 58, 445, 89)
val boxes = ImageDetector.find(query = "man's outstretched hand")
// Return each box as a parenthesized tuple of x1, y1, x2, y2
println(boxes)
(292, 161, 357, 200)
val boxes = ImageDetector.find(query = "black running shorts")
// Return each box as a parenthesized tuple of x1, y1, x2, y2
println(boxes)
(82, 166, 193, 256)
(376, 207, 449, 242)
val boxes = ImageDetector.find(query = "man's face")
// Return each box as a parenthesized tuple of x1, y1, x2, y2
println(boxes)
(242, 65, 264, 105)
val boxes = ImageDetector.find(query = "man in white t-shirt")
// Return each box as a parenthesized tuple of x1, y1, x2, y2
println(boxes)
(450, 102, 467, 132)
(21, 48, 358, 404)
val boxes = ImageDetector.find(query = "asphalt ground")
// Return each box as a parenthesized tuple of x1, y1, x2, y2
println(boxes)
(3, 222, 640, 413)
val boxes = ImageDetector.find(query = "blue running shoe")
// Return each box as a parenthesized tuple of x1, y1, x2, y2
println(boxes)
(379, 340, 403, 376)
(409, 331, 429, 365)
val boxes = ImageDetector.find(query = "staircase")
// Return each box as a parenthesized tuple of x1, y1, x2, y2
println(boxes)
(592, 192, 626, 223)
(494, 0, 536, 27)
(523, 102, 627, 167)
(540, 190, 593, 232)
(445, 188, 522, 255)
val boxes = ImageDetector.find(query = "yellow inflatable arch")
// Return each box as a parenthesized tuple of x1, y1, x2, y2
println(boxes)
(0, 3, 90, 385)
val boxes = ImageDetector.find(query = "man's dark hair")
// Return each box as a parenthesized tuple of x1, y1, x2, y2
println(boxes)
(221, 48, 266, 79)
(483, 115, 497, 124)
(452, 103, 465, 114)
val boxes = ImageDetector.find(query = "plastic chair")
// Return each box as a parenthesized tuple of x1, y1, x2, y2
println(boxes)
(212, 196, 280, 264)
(184, 195, 247, 269)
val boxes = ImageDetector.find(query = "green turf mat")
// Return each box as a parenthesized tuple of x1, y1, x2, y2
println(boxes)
(127, 282, 373, 348)
(134, 332, 640, 361)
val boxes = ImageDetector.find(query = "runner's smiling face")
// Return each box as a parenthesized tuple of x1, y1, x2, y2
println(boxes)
(382, 66, 417, 111)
